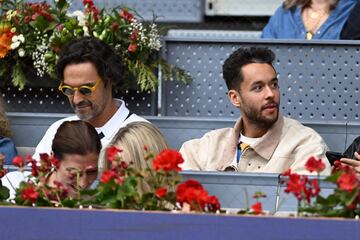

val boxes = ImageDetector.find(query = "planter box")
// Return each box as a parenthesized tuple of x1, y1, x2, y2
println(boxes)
(0, 206, 359, 240)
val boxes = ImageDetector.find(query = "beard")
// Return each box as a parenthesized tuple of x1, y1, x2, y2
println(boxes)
(71, 100, 96, 121)
(241, 101, 279, 129)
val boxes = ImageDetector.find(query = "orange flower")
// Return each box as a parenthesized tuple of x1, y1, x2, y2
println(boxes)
(0, 24, 14, 58)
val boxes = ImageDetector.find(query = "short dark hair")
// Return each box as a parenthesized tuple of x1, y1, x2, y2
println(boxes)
(52, 120, 101, 160)
(222, 47, 275, 91)
(56, 37, 125, 87)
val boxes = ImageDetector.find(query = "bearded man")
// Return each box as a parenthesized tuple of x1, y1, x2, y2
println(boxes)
(180, 47, 331, 175)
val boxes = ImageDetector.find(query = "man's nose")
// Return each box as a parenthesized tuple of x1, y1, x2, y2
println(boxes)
(72, 90, 84, 105)
(264, 86, 275, 98)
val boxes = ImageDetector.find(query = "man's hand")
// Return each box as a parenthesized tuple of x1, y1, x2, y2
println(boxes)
(340, 152, 360, 174)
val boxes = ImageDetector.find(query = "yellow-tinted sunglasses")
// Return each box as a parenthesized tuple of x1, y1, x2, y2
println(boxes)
(58, 79, 101, 96)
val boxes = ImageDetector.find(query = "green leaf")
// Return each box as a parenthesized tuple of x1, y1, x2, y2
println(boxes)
(11, 63, 26, 90)
(0, 185, 10, 201)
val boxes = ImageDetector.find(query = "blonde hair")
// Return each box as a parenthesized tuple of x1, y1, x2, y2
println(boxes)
(0, 98, 12, 137)
(283, 0, 339, 10)
(105, 122, 169, 171)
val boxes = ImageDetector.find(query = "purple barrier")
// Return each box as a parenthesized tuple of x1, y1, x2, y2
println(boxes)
(0, 206, 359, 240)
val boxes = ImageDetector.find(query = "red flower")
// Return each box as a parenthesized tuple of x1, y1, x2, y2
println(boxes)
(119, 9, 134, 22)
(100, 170, 116, 183)
(128, 43, 138, 53)
(305, 156, 326, 173)
(155, 187, 167, 198)
(26, 155, 38, 177)
(153, 149, 184, 172)
(130, 30, 138, 41)
(111, 22, 119, 32)
(337, 172, 358, 193)
(107, 146, 122, 162)
(207, 195, 221, 212)
(176, 179, 210, 210)
(21, 185, 39, 203)
(251, 202, 263, 215)
(0, 168, 7, 178)
(12, 156, 25, 168)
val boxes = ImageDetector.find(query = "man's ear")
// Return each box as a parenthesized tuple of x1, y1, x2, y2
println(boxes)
(228, 89, 241, 108)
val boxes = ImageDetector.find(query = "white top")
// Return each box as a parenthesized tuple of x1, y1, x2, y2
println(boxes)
(33, 99, 147, 161)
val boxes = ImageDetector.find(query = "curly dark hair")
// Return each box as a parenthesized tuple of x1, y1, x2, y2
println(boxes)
(56, 37, 125, 88)
(222, 47, 275, 91)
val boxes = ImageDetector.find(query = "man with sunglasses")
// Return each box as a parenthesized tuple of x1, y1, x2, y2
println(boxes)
(33, 37, 146, 160)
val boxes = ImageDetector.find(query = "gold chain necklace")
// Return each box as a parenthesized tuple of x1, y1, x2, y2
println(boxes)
(304, 8, 328, 40)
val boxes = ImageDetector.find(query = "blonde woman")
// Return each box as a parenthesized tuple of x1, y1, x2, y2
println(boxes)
(103, 122, 169, 171)
(261, 0, 357, 39)
(0, 98, 17, 164)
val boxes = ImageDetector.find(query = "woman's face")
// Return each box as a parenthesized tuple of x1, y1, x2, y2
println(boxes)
(51, 152, 98, 196)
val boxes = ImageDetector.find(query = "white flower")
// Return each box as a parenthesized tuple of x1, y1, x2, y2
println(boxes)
(83, 26, 89, 36)
(18, 48, 25, 57)
(18, 34, 25, 43)
(12, 35, 18, 43)
(10, 41, 20, 50)
(10, 27, 16, 33)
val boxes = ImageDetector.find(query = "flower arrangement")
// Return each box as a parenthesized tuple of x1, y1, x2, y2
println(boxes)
(0, 0, 190, 91)
(0, 148, 220, 213)
(282, 156, 360, 218)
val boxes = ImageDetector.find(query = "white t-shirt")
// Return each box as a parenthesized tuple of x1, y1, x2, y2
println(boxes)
(33, 99, 147, 161)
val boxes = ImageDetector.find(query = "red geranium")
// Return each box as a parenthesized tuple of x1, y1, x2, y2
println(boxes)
(26, 155, 38, 177)
(176, 179, 220, 212)
(251, 202, 263, 215)
(207, 195, 221, 212)
(100, 170, 116, 183)
(107, 146, 122, 162)
(282, 169, 320, 203)
(305, 156, 326, 173)
(21, 185, 39, 203)
(12, 156, 25, 168)
(0, 168, 7, 178)
(153, 149, 184, 172)
(337, 171, 358, 193)
(155, 187, 167, 198)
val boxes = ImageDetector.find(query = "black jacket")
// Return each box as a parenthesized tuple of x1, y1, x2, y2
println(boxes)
(340, 0, 360, 40)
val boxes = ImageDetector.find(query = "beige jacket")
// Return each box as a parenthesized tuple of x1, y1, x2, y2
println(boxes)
(180, 116, 331, 175)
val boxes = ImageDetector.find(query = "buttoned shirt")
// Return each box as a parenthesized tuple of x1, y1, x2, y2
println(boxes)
(180, 115, 331, 175)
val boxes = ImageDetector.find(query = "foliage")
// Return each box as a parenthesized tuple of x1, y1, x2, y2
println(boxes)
(0, 0, 191, 91)
(282, 156, 360, 218)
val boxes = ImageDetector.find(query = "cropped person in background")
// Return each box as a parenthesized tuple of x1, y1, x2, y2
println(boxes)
(261, 0, 357, 40)
(103, 122, 169, 193)
(3, 120, 101, 199)
(337, 137, 360, 174)
(33, 37, 147, 161)
(0, 98, 17, 165)
(340, 0, 360, 39)
(180, 47, 331, 175)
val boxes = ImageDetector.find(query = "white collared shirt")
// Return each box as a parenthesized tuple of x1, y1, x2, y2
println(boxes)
(33, 99, 147, 161)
